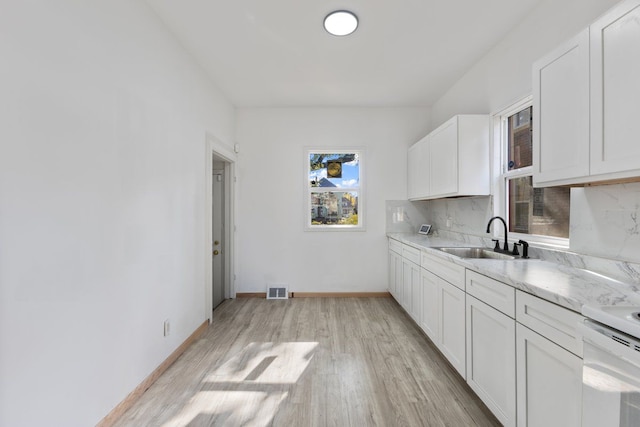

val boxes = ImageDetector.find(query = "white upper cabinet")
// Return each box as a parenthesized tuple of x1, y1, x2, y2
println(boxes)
(407, 143, 419, 200)
(533, 29, 590, 186)
(407, 134, 429, 200)
(429, 118, 458, 196)
(533, 0, 640, 186)
(408, 115, 489, 200)
(590, 0, 640, 177)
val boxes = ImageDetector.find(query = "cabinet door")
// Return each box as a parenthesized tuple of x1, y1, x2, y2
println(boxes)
(420, 268, 440, 342)
(457, 116, 490, 196)
(466, 295, 516, 427)
(392, 250, 403, 302)
(418, 139, 430, 198)
(429, 118, 458, 196)
(388, 250, 395, 295)
(407, 143, 420, 200)
(409, 263, 422, 322)
(516, 323, 582, 427)
(402, 259, 413, 312)
(388, 250, 401, 301)
(533, 29, 590, 185)
(440, 278, 466, 378)
(394, 256, 402, 302)
(408, 136, 430, 200)
(590, 0, 640, 176)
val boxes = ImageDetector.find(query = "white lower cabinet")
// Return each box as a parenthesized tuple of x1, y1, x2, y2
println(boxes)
(402, 257, 421, 322)
(402, 245, 421, 321)
(420, 252, 466, 378)
(515, 290, 584, 427)
(388, 239, 422, 322)
(420, 269, 440, 344)
(388, 247, 402, 301)
(466, 294, 516, 427)
(410, 261, 422, 322)
(388, 239, 422, 318)
(439, 279, 466, 378)
(419, 270, 466, 378)
(402, 258, 412, 311)
(390, 242, 585, 427)
(516, 323, 582, 427)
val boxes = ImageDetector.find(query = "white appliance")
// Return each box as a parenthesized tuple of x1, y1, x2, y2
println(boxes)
(581, 305, 640, 427)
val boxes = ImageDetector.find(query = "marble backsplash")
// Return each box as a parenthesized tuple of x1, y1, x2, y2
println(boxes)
(425, 196, 494, 236)
(570, 182, 640, 264)
(385, 200, 430, 233)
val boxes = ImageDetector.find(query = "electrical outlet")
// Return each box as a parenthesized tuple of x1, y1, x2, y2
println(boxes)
(163, 319, 170, 337)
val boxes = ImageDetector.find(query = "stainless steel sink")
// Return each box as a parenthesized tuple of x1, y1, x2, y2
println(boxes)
(434, 247, 518, 260)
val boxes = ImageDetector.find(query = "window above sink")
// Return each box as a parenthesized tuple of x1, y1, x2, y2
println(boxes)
(493, 97, 570, 249)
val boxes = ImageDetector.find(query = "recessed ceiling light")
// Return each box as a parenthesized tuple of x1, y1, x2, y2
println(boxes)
(323, 10, 358, 36)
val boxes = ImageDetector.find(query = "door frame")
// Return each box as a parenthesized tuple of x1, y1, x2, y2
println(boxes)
(205, 132, 236, 323)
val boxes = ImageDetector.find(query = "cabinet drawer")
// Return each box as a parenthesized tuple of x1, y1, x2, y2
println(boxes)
(466, 270, 515, 318)
(389, 238, 402, 255)
(516, 291, 584, 357)
(402, 244, 421, 265)
(422, 251, 465, 290)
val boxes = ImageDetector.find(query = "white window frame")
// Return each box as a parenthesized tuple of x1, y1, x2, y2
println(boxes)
(304, 147, 365, 232)
(492, 97, 569, 249)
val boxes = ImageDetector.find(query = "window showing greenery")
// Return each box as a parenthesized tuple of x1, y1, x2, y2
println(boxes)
(499, 101, 570, 242)
(307, 151, 362, 229)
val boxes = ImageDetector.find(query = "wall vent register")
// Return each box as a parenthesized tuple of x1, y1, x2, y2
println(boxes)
(267, 286, 288, 300)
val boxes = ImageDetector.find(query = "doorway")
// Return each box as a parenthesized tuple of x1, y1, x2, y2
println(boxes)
(212, 163, 225, 309)
(205, 133, 236, 323)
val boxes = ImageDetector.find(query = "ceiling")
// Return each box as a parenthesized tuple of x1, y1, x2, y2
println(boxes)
(146, 0, 543, 108)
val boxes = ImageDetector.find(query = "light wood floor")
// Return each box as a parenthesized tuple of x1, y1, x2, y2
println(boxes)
(114, 298, 500, 426)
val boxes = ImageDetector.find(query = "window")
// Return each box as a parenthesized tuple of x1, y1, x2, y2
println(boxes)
(497, 99, 570, 244)
(306, 150, 363, 230)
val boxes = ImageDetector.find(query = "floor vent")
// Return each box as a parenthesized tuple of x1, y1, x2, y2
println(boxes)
(266, 285, 288, 300)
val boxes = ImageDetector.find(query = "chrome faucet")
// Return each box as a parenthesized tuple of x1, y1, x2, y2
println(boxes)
(486, 216, 509, 253)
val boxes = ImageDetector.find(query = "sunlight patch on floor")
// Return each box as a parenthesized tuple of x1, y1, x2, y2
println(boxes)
(206, 342, 318, 384)
(162, 342, 318, 426)
(161, 390, 289, 427)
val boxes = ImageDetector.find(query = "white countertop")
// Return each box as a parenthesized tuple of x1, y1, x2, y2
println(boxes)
(388, 232, 640, 313)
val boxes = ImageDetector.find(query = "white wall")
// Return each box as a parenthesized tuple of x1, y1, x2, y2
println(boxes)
(0, 1, 235, 426)
(426, 0, 640, 263)
(235, 108, 429, 293)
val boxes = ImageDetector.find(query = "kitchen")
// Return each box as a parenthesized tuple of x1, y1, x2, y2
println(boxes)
(2, 0, 640, 426)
